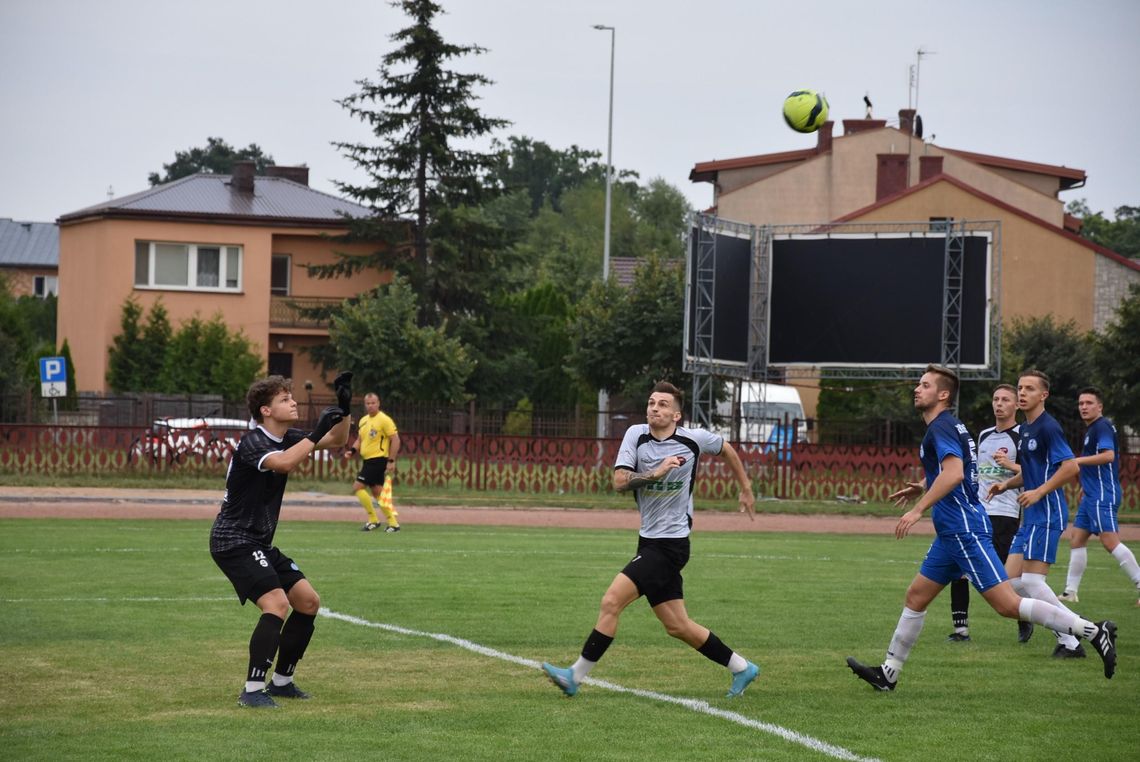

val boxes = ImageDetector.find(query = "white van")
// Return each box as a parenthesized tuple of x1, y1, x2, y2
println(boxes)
(714, 382, 807, 445)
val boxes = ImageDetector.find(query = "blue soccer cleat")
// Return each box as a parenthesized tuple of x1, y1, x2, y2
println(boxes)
(237, 689, 279, 708)
(541, 662, 579, 697)
(727, 661, 760, 697)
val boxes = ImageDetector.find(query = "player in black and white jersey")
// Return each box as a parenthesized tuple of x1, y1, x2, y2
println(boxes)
(541, 381, 761, 699)
(946, 383, 1031, 643)
(210, 373, 352, 708)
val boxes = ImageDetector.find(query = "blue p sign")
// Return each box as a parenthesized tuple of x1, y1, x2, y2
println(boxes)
(40, 356, 66, 383)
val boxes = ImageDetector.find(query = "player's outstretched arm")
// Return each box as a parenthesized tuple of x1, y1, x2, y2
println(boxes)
(718, 442, 755, 520)
(896, 456, 962, 539)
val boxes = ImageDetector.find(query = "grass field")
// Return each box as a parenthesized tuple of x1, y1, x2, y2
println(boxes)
(2, 518, 1136, 761)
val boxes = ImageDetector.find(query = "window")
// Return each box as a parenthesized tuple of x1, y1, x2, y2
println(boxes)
(33, 275, 59, 298)
(271, 254, 291, 295)
(134, 241, 242, 292)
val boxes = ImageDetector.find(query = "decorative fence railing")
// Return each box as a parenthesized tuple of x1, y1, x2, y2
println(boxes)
(1, 425, 1136, 512)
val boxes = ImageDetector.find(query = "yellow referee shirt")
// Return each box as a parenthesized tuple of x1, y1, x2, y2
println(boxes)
(356, 411, 398, 460)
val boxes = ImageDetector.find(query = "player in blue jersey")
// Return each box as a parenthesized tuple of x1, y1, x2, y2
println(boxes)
(541, 381, 761, 698)
(847, 365, 1117, 691)
(1059, 387, 1140, 605)
(989, 370, 1090, 656)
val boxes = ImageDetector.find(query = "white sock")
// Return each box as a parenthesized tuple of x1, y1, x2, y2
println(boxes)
(1111, 543, 1140, 587)
(883, 606, 926, 677)
(570, 656, 597, 683)
(1009, 576, 1027, 596)
(727, 653, 748, 673)
(1018, 597, 1097, 640)
(1021, 572, 1081, 648)
(271, 673, 293, 687)
(1065, 547, 1087, 594)
(244, 680, 266, 693)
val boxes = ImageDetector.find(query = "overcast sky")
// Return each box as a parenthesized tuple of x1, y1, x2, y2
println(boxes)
(2, 0, 1137, 224)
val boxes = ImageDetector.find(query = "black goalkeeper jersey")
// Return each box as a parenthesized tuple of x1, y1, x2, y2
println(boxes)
(210, 425, 307, 553)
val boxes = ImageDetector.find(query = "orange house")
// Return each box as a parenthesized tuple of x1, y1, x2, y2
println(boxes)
(56, 163, 387, 393)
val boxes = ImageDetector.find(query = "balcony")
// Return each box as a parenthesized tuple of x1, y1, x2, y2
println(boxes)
(269, 296, 344, 329)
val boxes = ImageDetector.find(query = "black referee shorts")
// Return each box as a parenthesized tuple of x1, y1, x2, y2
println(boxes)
(355, 457, 389, 487)
(620, 535, 691, 607)
(211, 545, 306, 605)
(989, 514, 1020, 563)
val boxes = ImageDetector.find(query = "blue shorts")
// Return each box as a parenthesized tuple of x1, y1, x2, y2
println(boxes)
(1073, 498, 1120, 535)
(1009, 524, 1064, 564)
(919, 533, 1008, 592)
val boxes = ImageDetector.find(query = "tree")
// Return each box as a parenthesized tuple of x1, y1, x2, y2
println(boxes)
(488, 136, 606, 216)
(158, 314, 262, 400)
(148, 137, 275, 186)
(328, 0, 509, 284)
(1092, 283, 1140, 442)
(569, 252, 687, 400)
(1002, 315, 1095, 436)
(107, 298, 171, 392)
(327, 278, 473, 404)
(1066, 199, 1140, 258)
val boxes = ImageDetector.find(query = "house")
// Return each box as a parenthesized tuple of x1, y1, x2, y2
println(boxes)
(0, 218, 58, 298)
(690, 109, 1140, 335)
(56, 162, 387, 392)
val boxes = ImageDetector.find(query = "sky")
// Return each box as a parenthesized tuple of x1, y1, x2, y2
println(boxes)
(2, 0, 1138, 224)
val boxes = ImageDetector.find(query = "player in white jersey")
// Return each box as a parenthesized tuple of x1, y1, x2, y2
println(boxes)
(541, 382, 761, 698)
(1059, 387, 1140, 605)
(947, 384, 1031, 643)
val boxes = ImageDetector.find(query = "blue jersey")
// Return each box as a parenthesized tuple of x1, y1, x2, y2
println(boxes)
(1017, 410, 1074, 528)
(919, 410, 991, 535)
(1079, 417, 1121, 508)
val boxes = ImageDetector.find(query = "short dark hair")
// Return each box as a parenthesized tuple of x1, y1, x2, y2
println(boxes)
(924, 364, 959, 400)
(652, 380, 684, 409)
(1078, 386, 1103, 403)
(247, 375, 291, 421)
(993, 383, 1016, 396)
(1020, 368, 1051, 391)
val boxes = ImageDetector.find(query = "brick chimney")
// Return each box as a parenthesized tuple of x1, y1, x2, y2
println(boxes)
(265, 165, 310, 186)
(815, 121, 833, 153)
(230, 160, 255, 193)
(876, 154, 908, 200)
(898, 108, 916, 136)
(842, 118, 887, 136)
(919, 155, 943, 182)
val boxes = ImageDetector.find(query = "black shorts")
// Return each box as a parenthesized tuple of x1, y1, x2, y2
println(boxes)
(989, 514, 1020, 563)
(211, 545, 306, 605)
(355, 457, 389, 487)
(620, 535, 691, 607)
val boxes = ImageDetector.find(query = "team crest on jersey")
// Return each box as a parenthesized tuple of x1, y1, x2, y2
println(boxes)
(919, 445, 924, 458)
(1083, 435, 1090, 446)
(1027, 439, 1037, 451)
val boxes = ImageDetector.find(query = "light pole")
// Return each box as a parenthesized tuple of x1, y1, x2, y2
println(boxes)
(593, 24, 615, 439)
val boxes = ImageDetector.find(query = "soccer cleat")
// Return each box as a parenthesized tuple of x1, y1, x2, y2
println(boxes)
(541, 662, 578, 697)
(361, 522, 379, 532)
(946, 631, 971, 643)
(385, 525, 401, 533)
(726, 661, 760, 697)
(1017, 621, 1035, 643)
(846, 657, 896, 692)
(1089, 621, 1117, 679)
(1059, 590, 1079, 603)
(1051, 644, 1087, 659)
(237, 689, 278, 708)
(266, 681, 311, 699)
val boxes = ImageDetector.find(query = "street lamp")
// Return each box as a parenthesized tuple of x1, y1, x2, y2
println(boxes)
(593, 24, 615, 439)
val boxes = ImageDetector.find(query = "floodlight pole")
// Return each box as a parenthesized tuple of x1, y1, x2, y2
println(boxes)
(594, 24, 615, 438)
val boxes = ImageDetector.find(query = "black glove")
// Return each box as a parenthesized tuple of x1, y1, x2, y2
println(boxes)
(333, 371, 354, 416)
(307, 405, 345, 444)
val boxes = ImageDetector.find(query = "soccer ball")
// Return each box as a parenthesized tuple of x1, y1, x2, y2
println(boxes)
(782, 89, 829, 133)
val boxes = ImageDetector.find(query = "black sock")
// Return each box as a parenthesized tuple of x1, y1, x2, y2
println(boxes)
(950, 578, 970, 629)
(581, 629, 614, 663)
(697, 631, 733, 667)
(274, 611, 317, 677)
(248, 613, 285, 683)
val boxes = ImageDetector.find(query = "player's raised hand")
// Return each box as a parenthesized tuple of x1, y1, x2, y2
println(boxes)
(307, 405, 345, 444)
(889, 481, 924, 507)
(333, 371, 353, 416)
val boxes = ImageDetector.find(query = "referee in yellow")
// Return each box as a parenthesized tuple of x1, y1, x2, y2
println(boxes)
(348, 392, 401, 532)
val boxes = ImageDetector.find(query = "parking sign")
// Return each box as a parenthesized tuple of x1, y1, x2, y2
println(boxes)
(40, 356, 67, 397)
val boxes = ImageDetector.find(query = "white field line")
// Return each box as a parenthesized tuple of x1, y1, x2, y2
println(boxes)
(322, 607, 881, 762)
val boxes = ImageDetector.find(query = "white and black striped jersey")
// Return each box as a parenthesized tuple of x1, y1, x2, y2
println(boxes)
(615, 424, 724, 539)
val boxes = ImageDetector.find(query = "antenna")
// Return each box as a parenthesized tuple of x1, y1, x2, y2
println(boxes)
(106, 185, 114, 200)
(909, 47, 935, 113)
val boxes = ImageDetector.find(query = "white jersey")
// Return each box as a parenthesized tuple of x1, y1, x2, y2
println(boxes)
(615, 423, 724, 539)
(976, 424, 1022, 520)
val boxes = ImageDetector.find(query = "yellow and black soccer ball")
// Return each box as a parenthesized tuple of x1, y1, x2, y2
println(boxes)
(782, 89, 829, 133)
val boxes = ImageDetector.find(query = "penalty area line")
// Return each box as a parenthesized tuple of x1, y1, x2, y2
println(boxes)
(321, 607, 879, 762)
